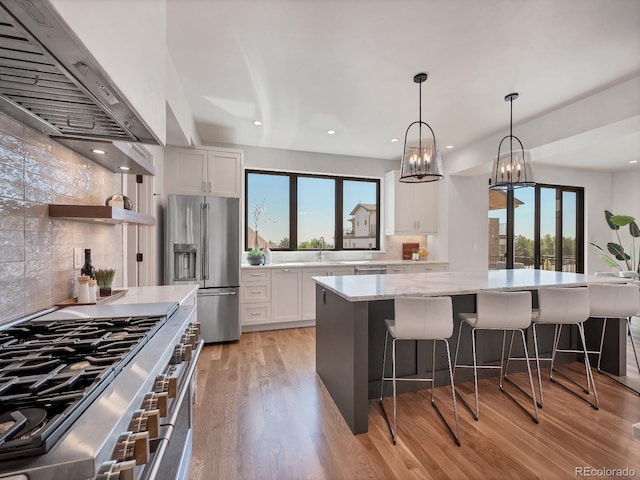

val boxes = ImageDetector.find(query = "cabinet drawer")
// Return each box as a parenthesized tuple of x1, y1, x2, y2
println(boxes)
(405, 263, 448, 273)
(241, 282, 270, 303)
(387, 266, 406, 274)
(242, 269, 271, 282)
(242, 303, 271, 325)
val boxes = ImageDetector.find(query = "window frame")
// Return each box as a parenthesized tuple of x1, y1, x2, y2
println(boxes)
(245, 169, 381, 251)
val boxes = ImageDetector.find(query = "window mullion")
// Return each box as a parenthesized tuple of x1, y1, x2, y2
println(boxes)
(290, 174, 297, 250)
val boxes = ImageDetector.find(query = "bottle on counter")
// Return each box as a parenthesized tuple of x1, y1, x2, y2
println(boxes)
(81, 249, 95, 279)
(78, 276, 90, 304)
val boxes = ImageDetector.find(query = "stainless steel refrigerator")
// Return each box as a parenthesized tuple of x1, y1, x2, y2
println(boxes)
(165, 194, 240, 343)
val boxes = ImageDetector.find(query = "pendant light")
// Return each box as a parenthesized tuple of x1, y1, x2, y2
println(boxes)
(490, 93, 534, 190)
(399, 73, 443, 183)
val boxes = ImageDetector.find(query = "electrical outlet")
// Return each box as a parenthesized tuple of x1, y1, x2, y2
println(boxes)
(73, 248, 82, 269)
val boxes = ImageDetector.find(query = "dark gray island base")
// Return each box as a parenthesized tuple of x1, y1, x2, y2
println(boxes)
(314, 270, 627, 435)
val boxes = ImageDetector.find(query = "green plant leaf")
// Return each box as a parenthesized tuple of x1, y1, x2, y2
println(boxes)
(610, 215, 635, 227)
(605, 210, 619, 230)
(599, 255, 621, 268)
(629, 220, 640, 238)
(607, 242, 630, 261)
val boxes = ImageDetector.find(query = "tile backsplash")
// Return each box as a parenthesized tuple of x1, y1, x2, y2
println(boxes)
(0, 113, 122, 326)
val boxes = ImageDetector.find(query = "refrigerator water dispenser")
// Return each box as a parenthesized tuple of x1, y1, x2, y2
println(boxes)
(174, 243, 197, 280)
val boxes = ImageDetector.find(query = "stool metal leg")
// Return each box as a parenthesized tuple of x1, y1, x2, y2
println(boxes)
(532, 322, 544, 407)
(596, 317, 607, 372)
(628, 317, 640, 374)
(429, 339, 462, 446)
(471, 328, 480, 420)
(392, 338, 397, 444)
(501, 329, 539, 424)
(578, 323, 599, 409)
(379, 329, 389, 401)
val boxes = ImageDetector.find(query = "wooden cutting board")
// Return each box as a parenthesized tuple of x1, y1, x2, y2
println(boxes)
(402, 243, 419, 260)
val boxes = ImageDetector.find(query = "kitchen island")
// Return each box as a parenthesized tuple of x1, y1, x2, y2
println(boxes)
(313, 269, 625, 434)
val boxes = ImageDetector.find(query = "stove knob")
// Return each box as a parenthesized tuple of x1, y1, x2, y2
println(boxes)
(112, 431, 149, 466)
(96, 460, 136, 480)
(128, 408, 160, 438)
(142, 392, 168, 417)
(153, 373, 178, 398)
(181, 332, 196, 348)
(171, 343, 192, 364)
(189, 321, 201, 336)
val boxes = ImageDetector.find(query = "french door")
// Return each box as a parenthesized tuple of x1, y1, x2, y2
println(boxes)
(489, 184, 584, 272)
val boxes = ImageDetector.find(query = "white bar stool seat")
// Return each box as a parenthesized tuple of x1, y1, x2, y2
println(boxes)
(379, 296, 461, 446)
(453, 290, 539, 423)
(589, 282, 640, 394)
(531, 286, 598, 409)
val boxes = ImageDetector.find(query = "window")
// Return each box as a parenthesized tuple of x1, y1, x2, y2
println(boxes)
(245, 170, 380, 251)
(488, 183, 584, 272)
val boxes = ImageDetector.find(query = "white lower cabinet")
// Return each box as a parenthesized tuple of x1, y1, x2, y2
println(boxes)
(403, 263, 449, 273)
(302, 266, 354, 320)
(271, 268, 303, 323)
(240, 269, 271, 326)
(386, 265, 406, 274)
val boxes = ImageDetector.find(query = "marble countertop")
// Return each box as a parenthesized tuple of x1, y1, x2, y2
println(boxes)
(313, 269, 623, 302)
(241, 259, 448, 269)
(106, 285, 198, 306)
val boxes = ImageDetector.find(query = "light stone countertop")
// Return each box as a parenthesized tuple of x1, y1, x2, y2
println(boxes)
(106, 285, 198, 306)
(313, 269, 623, 302)
(241, 259, 448, 269)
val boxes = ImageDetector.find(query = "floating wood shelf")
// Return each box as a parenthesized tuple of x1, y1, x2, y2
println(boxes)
(48, 205, 155, 225)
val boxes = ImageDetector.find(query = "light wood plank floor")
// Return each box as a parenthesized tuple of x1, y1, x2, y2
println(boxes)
(189, 327, 640, 480)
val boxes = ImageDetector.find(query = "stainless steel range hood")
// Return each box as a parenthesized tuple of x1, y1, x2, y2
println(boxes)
(0, 0, 159, 175)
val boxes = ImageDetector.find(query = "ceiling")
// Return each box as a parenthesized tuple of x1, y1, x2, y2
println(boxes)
(165, 0, 640, 172)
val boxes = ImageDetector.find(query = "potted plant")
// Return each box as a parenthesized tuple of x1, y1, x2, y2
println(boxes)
(95, 268, 116, 296)
(246, 249, 264, 266)
(590, 210, 639, 275)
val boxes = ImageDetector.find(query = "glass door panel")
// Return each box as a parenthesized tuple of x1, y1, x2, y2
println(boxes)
(513, 187, 534, 269)
(561, 191, 577, 272)
(539, 187, 557, 270)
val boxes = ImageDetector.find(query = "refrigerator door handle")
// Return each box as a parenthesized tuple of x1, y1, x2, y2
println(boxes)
(202, 202, 209, 280)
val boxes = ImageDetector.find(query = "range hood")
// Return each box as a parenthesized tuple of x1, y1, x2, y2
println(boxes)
(0, 0, 159, 175)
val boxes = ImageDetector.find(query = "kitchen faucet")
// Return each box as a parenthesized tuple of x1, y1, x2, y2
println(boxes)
(317, 236, 325, 262)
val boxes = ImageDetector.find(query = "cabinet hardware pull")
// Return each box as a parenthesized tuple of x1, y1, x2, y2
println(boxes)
(250, 290, 261, 294)
(250, 313, 261, 316)
(202, 181, 206, 192)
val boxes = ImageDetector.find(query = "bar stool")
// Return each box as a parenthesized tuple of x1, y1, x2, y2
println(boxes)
(453, 290, 539, 423)
(379, 296, 461, 446)
(530, 286, 598, 409)
(589, 282, 640, 392)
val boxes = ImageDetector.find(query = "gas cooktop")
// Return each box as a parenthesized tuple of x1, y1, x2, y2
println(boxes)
(0, 304, 177, 461)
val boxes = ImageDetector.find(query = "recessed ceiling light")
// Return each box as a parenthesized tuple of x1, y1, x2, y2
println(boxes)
(91, 149, 106, 154)
(119, 166, 130, 171)
(445, 145, 454, 149)
(253, 120, 262, 126)
(391, 138, 399, 143)
(629, 160, 638, 164)
(327, 130, 336, 135)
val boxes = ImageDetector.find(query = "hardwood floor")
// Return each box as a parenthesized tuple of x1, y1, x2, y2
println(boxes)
(189, 327, 640, 480)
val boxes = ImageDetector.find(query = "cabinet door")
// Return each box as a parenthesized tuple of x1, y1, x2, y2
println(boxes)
(302, 268, 329, 320)
(387, 265, 406, 274)
(404, 263, 448, 273)
(208, 150, 242, 197)
(394, 181, 416, 233)
(271, 268, 302, 322)
(165, 148, 207, 195)
(328, 267, 354, 276)
(413, 181, 438, 233)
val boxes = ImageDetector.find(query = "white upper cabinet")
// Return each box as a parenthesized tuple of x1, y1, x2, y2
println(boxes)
(385, 170, 438, 234)
(165, 146, 242, 197)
